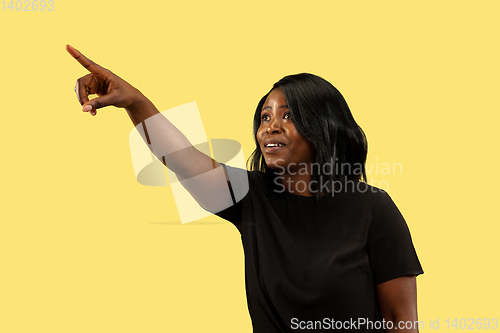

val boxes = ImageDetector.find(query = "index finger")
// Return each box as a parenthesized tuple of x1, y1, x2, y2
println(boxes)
(66, 44, 105, 75)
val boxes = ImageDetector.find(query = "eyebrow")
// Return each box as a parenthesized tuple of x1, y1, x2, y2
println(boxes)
(261, 104, 289, 111)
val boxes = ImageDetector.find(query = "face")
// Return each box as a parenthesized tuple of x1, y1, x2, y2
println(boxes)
(257, 88, 315, 173)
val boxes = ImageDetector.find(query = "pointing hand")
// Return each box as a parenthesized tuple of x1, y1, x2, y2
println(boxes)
(67, 44, 142, 116)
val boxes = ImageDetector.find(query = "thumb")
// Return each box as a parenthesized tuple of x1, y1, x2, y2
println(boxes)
(82, 93, 118, 115)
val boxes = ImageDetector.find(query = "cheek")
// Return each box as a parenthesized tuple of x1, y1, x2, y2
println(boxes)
(295, 136, 315, 159)
(256, 128, 265, 145)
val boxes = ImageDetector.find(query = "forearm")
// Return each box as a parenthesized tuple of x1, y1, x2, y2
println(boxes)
(125, 90, 161, 127)
(125, 94, 231, 212)
(125, 92, 217, 179)
(376, 276, 420, 333)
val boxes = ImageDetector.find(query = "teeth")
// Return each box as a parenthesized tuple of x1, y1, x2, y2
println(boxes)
(266, 143, 284, 147)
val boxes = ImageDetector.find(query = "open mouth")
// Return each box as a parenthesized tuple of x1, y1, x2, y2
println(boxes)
(263, 140, 287, 153)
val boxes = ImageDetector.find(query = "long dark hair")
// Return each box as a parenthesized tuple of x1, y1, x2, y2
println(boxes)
(248, 73, 368, 199)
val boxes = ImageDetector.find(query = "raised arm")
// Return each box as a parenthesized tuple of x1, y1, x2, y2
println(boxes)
(66, 44, 232, 212)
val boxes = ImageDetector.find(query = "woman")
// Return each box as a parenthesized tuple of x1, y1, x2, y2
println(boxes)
(67, 44, 423, 332)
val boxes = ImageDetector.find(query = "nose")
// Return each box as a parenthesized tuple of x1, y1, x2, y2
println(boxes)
(266, 117, 282, 134)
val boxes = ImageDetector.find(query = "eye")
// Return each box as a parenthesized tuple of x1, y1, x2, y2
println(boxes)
(261, 114, 270, 121)
(283, 112, 292, 120)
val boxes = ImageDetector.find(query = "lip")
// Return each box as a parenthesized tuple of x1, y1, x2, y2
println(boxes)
(262, 138, 287, 153)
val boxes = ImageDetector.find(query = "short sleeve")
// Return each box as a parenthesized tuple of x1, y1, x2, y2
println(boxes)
(366, 191, 424, 285)
(212, 164, 250, 232)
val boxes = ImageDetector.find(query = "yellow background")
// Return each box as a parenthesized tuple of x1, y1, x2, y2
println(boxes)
(1, 0, 499, 332)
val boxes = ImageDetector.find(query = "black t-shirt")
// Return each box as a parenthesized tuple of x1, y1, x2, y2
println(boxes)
(215, 166, 423, 332)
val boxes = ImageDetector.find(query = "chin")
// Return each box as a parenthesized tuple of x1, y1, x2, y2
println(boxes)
(264, 159, 286, 171)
